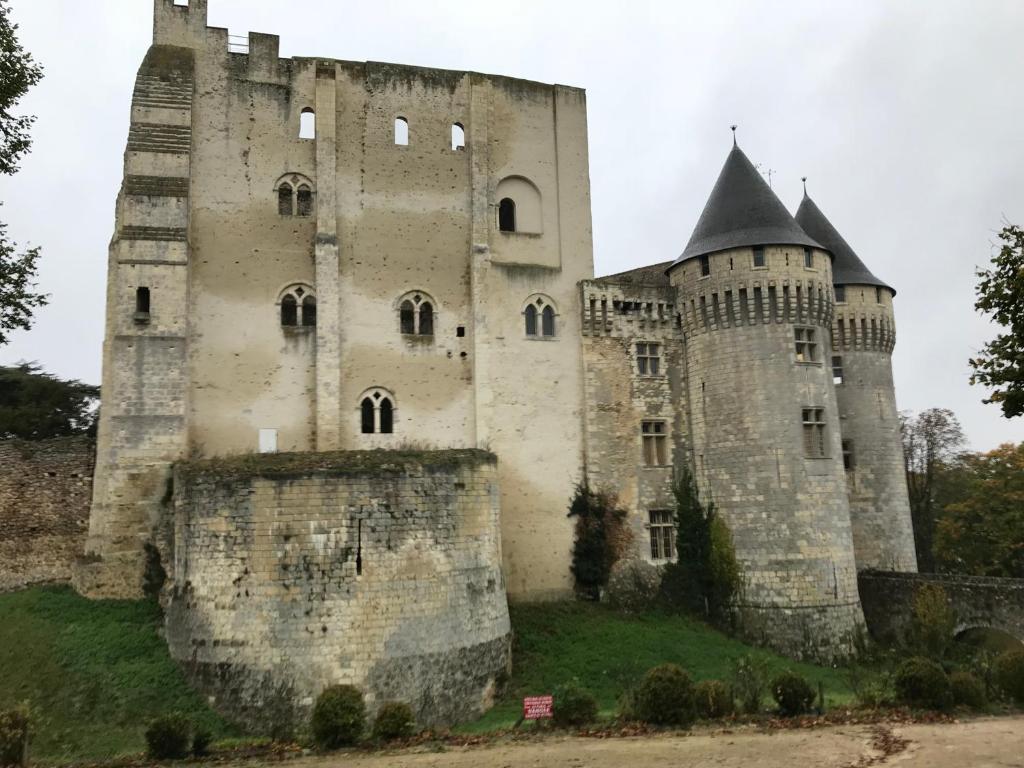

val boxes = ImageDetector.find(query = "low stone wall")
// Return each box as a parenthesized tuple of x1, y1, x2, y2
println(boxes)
(858, 570, 1024, 644)
(164, 449, 512, 731)
(0, 437, 94, 592)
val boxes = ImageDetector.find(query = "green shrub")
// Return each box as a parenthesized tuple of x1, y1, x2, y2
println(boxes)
(616, 688, 638, 722)
(634, 664, 696, 727)
(311, 685, 366, 749)
(771, 671, 816, 716)
(552, 681, 599, 727)
(995, 649, 1024, 704)
(730, 654, 771, 714)
(191, 726, 213, 757)
(908, 584, 955, 658)
(0, 707, 29, 768)
(949, 671, 987, 709)
(894, 657, 953, 710)
(371, 701, 415, 742)
(568, 483, 628, 599)
(144, 713, 192, 760)
(606, 559, 661, 614)
(693, 680, 734, 719)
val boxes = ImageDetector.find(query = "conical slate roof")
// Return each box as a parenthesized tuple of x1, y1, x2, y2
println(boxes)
(794, 192, 893, 293)
(671, 145, 823, 268)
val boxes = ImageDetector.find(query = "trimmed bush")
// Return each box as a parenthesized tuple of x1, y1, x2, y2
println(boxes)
(731, 654, 771, 714)
(894, 657, 953, 710)
(950, 671, 987, 709)
(311, 685, 366, 749)
(552, 681, 599, 727)
(606, 559, 661, 614)
(693, 680, 734, 719)
(995, 649, 1024, 704)
(634, 664, 696, 727)
(371, 702, 415, 742)
(144, 713, 192, 760)
(0, 707, 29, 768)
(771, 671, 816, 716)
(908, 584, 955, 658)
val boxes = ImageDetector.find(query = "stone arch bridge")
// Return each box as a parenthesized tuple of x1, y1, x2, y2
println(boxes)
(858, 570, 1024, 646)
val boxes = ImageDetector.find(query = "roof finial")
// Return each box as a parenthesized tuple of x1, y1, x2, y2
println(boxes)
(801, 176, 808, 196)
(731, 125, 737, 147)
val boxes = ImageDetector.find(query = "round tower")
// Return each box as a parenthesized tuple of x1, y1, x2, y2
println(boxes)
(795, 191, 917, 573)
(668, 141, 865, 660)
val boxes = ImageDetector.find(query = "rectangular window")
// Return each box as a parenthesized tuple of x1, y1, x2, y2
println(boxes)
(753, 247, 766, 268)
(835, 285, 846, 303)
(875, 286, 883, 303)
(802, 408, 827, 458)
(699, 254, 710, 277)
(832, 355, 844, 385)
(794, 326, 818, 363)
(842, 439, 855, 471)
(649, 509, 675, 560)
(637, 342, 661, 376)
(258, 428, 278, 454)
(804, 248, 814, 268)
(641, 421, 668, 466)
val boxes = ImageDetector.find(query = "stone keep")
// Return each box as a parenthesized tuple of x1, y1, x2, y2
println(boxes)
(76, 0, 922, 721)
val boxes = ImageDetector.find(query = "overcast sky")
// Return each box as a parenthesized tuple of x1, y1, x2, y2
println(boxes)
(1, 0, 1021, 450)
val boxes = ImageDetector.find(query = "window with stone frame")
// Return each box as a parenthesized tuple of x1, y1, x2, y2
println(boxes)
(802, 407, 828, 458)
(279, 285, 315, 327)
(835, 285, 846, 303)
(832, 355, 844, 385)
(276, 174, 314, 216)
(753, 247, 766, 268)
(699, 254, 711, 277)
(648, 509, 675, 560)
(804, 248, 814, 268)
(397, 291, 435, 336)
(360, 389, 395, 434)
(524, 295, 557, 338)
(641, 420, 668, 466)
(637, 342, 661, 376)
(794, 326, 818, 363)
(842, 439, 855, 471)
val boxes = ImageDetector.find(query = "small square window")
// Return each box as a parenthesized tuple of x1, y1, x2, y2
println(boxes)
(456, 326, 466, 338)
(699, 255, 710, 277)
(649, 509, 675, 560)
(794, 326, 818, 363)
(753, 247, 766, 268)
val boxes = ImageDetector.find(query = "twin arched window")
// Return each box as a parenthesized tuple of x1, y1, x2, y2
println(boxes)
(524, 295, 556, 338)
(398, 291, 434, 336)
(276, 174, 314, 216)
(280, 285, 316, 327)
(360, 389, 395, 434)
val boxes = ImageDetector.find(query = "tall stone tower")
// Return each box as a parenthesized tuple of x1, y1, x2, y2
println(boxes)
(669, 141, 865, 659)
(796, 192, 917, 572)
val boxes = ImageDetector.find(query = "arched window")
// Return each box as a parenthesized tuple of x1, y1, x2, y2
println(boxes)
(451, 122, 466, 151)
(524, 304, 537, 336)
(279, 284, 315, 328)
(301, 295, 317, 327)
(278, 183, 293, 216)
(300, 108, 315, 140)
(400, 300, 416, 334)
(395, 117, 409, 146)
(418, 301, 434, 336)
(397, 291, 436, 336)
(359, 388, 396, 435)
(498, 198, 516, 232)
(296, 185, 313, 217)
(542, 305, 555, 337)
(361, 398, 375, 434)
(281, 295, 298, 326)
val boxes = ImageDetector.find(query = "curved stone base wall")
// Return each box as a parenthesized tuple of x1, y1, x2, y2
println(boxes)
(734, 601, 865, 661)
(164, 449, 512, 730)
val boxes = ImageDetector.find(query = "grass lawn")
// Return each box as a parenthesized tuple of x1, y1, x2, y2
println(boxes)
(460, 601, 856, 732)
(0, 586, 235, 763)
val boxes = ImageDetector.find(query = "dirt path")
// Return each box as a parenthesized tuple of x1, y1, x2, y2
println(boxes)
(283, 717, 1023, 768)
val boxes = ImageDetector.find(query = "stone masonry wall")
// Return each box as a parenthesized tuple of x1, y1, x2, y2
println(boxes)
(0, 438, 94, 592)
(164, 449, 511, 730)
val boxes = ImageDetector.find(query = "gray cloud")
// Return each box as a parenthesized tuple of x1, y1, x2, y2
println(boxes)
(2, 0, 1021, 449)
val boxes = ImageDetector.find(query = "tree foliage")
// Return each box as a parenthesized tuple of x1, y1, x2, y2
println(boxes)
(970, 224, 1024, 418)
(934, 442, 1024, 578)
(900, 408, 966, 572)
(567, 481, 629, 599)
(0, 362, 99, 439)
(0, 1, 46, 345)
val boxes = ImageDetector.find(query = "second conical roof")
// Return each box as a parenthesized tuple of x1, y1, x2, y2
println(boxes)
(671, 145, 823, 268)
(794, 193, 893, 293)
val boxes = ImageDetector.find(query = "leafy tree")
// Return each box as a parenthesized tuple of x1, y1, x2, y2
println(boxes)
(0, 362, 99, 439)
(934, 442, 1024, 578)
(0, 0, 46, 345)
(970, 225, 1024, 418)
(567, 481, 628, 599)
(901, 408, 966, 572)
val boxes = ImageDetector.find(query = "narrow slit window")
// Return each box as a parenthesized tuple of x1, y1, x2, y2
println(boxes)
(498, 198, 516, 232)
(451, 122, 465, 151)
(361, 398, 375, 434)
(278, 183, 294, 216)
(296, 185, 313, 216)
(541, 305, 555, 337)
(400, 300, 415, 334)
(394, 117, 409, 146)
(648, 510, 675, 560)
(832, 355, 844, 385)
(301, 296, 317, 327)
(299, 108, 315, 140)
(379, 398, 394, 434)
(418, 301, 434, 336)
(281, 295, 298, 326)
(753, 247, 766, 268)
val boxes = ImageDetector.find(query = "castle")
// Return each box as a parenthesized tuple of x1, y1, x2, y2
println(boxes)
(75, 0, 917, 727)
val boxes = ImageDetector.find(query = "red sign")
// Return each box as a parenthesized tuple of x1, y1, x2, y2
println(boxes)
(523, 695, 553, 720)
